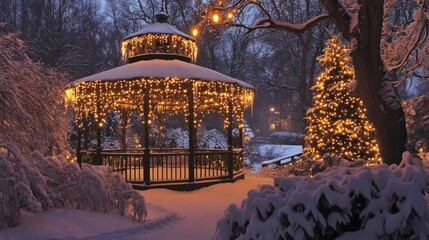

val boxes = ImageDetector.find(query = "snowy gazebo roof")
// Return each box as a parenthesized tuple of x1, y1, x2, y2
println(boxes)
(72, 59, 253, 89)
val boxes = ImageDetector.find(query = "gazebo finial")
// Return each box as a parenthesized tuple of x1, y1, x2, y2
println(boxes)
(155, 0, 169, 23)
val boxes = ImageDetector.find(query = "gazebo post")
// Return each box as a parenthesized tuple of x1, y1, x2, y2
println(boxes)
(83, 115, 89, 150)
(158, 112, 163, 149)
(121, 110, 128, 151)
(238, 126, 244, 149)
(188, 84, 195, 182)
(143, 88, 151, 185)
(77, 122, 82, 168)
(95, 85, 103, 166)
(227, 100, 234, 179)
(96, 126, 102, 165)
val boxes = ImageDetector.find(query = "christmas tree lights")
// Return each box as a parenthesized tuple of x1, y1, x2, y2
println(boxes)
(303, 35, 381, 164)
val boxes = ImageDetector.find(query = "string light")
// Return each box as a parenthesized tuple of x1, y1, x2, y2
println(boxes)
(192, 28, 199, 37)
(121, 33, 198, 62)
(212, 13, 220, 23)
(303, 35, 381, 165)
(66, 77, 254, 129)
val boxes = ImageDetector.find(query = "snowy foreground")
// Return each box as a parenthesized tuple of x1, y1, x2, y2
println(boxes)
(1, 147, 428, 239)
(0, 175, 273, 240)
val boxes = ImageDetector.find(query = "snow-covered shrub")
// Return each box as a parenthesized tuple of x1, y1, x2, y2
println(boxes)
(216, 152, 429, 239)
(163, 128, 189, 148)
(198, 128, 227, 149)
(119, 190, 147, 222)
(0, 143, 147, 229)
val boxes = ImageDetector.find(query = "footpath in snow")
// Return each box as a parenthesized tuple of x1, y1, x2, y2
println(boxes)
(0, 175, 273, 240)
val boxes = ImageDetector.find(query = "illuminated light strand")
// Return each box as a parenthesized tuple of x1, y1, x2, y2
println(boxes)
(66, 77, 254, 129)
(121, 34, 198, 62)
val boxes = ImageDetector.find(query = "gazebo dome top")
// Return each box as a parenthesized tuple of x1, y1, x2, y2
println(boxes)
(121, 10, 197, 63)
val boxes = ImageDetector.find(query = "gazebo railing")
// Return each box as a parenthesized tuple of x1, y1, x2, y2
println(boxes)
(80, 148, 244, 185)
(195, 150, 229, 180)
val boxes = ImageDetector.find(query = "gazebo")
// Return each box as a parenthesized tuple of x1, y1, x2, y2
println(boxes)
(65, 11, 254, 190)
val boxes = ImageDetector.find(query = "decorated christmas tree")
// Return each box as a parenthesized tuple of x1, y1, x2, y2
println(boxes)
(304, 34, 381, 164)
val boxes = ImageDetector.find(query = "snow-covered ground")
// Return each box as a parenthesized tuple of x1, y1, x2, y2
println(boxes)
(0, 175, 273, 240)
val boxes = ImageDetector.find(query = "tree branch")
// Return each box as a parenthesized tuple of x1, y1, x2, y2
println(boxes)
(320, 0, 355, 40)
(245, 13, 330, 34)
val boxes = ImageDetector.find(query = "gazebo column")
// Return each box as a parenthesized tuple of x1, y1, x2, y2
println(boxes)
(188, 84, 196, 182)
(158, 113, 163, 149)
(121, 110, 129, 151)
(227, 101, 234, 179)
(83, 114, 89, 150)
(76, 121, 82, 168)
(95, 85, 103, 166)
(96, 125, 102, 165)
(238, 126, 244, 149)
(143, 88, 151, 185)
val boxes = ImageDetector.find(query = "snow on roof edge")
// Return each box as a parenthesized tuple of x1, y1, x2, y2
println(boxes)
(124, 22, 195, 41)
(70, 59, 254, 89)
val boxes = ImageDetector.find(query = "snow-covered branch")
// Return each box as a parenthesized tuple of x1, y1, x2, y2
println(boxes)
(244, 13, 330, 34)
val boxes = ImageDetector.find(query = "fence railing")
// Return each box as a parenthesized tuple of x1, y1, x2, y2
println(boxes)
(80, 148, 243, 184)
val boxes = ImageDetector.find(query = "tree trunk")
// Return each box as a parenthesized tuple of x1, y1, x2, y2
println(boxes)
(350, 0, 407, 165)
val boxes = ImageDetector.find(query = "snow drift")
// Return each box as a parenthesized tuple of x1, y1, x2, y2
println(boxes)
(0, 144, 146, 229)
(216, 152, 429, 239)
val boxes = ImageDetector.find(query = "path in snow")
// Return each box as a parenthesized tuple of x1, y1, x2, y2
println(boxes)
(137, 175, 273, 240)
(0, 175, 273, 240)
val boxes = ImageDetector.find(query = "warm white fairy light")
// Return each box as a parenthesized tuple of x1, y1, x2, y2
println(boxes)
(66, 78, 253, 129)
(121, 33, 198, 62)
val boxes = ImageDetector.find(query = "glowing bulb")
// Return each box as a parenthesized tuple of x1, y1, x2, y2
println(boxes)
(192, 28, 198, 37)
(212, 13, 220, 23)
(227, 12, 234, 19)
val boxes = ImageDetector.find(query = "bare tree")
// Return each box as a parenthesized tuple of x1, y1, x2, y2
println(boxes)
(0, 0, 110, 79)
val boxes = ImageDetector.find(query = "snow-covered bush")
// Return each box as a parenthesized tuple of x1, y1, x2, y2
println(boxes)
(198, 128, 227, 149)
(216, 152, 429, 239)
(163, 128, 189, 148)
(0, 143, 147, 229)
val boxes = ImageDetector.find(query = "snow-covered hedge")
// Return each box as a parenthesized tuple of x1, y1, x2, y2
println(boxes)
(0, 144, 147, 229)
(216, 152, 429, 239)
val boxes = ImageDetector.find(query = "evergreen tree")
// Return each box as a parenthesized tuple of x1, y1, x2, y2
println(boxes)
(304, 34, 381, 164)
